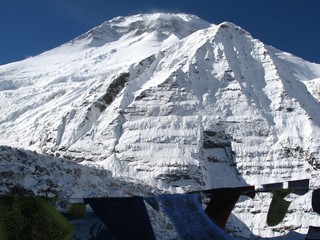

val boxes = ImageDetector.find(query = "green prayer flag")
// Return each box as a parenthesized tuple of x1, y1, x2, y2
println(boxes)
(267, 189, 293, 226)
(0, 196, 74, 240)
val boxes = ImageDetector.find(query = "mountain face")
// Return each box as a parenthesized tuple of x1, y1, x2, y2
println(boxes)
(1, 13, 320, 238)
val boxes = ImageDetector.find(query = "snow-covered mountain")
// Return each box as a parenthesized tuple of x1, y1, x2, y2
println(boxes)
(1, 13, 320, 238)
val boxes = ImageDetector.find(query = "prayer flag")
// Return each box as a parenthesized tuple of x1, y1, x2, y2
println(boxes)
(67, 203, 86, 218)
(204, 186, 255, 228)
(288, 179, 309, 195)
(306, 226, 320, 240)
(267, 189, 292, 226)
(0, 196, 73, 240)
(157, 194, 232, 240)
(261, 182, 283, 192)
(312, 188, 320, 214)
(84, 196, 156, 240)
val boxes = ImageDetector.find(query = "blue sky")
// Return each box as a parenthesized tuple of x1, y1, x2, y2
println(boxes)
(0, 0, 319, 65)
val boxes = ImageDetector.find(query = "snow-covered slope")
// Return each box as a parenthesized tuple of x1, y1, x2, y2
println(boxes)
(1, 13, 320, 238)
(0, 146, 160, 198)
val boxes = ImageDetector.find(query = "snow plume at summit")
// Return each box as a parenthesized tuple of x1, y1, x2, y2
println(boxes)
(1, 13, 320, 238)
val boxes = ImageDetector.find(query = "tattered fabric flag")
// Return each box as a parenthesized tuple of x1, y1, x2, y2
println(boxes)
(157, 194, 232, 240)
(306, 226, 320, 240)
(312, 188, 320, 214)
(288, 179, 309, 195)
(84, 196, 156, 240)
(204, 186, 255, 229)
(266, 189, 293, 226)
(0, 196, 73, 240)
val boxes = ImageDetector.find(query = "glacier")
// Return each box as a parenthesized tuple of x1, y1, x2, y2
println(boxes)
(1, 13, 320, 238)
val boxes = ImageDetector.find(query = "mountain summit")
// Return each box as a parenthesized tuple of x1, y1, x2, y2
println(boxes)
(81, 13, 211, 44)
(1, 13, 320, 238)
